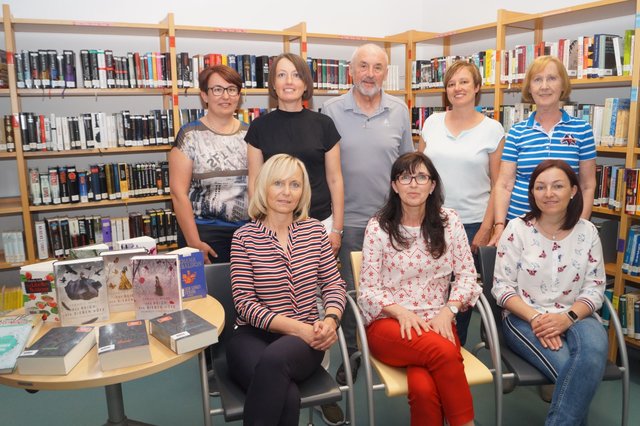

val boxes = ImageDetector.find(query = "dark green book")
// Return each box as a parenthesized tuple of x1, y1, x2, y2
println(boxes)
(17, 325, 95, 375)
(149, 309, 217, 354)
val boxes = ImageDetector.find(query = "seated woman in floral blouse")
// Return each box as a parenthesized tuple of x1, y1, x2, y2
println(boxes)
(358, 151, 480, 426)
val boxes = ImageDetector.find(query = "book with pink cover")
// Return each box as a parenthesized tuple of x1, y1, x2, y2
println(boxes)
(131, 255, 182, 320)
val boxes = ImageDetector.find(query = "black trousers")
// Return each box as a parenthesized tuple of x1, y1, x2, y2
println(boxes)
(177, 222, 239, 263)
(226, 326, 324, 426)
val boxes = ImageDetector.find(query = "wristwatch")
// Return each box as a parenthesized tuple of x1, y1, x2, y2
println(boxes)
(446, 304, 459, 315)
(566, 310, 579, 324)
(331, 228, 343, 236)
(325, 313, 341, 330)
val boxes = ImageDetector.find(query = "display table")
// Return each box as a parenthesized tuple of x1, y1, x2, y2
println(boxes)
(0, 296, 224, 426)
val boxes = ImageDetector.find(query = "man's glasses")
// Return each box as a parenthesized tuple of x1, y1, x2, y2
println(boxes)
(207, 86, 240, 96)
(396, 173, 431, 185)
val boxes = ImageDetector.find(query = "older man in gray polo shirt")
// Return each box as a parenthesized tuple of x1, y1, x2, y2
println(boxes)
(323, 43, 413, 386)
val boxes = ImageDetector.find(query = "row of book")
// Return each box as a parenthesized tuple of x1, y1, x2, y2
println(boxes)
(412, 51, 497, 89)
(500, 31, 634, 84)
(14, 49, 176, 90)
(11, 109, 179, 153)
(2, 231, 26, 264)
(0, 307, 217, 375)
(28, 161, 170, 206)
(615, 291, 640, 340)
(594, 164, 624, 212)
(0, 286, 22, 313)
(36, 209, 176, 260)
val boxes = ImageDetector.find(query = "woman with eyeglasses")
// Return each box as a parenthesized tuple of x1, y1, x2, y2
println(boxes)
(245, 53, 344, 257)
(358, 152, 480, 426)
(169, 65, 248, 264)
(490, 55, 596, 246)
(418, 60, 504, 346)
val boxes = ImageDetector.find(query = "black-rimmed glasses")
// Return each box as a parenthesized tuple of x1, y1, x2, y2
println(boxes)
(396, 173, 431, 185)
(207, 86, 240, 96)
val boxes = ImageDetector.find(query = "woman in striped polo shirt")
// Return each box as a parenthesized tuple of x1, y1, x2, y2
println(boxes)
(226, 154, 346, 426)
(491, 55, 597, 245)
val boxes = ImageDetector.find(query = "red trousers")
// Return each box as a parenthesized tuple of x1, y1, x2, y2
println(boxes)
(366, 318, 474, 426)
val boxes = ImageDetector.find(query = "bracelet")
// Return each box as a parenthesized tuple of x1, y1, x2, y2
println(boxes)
(529, 312, 542, 324)
(331, 228, 343, 236)
(493, 222, 505, 228)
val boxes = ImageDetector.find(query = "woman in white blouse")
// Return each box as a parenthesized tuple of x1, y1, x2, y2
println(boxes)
(358, 152, 480, 426)
(492, 159, 607, 425)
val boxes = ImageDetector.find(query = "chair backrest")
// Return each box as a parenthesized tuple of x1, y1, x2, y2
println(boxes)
(478, 246, 504, 337)
(350, 251, 363, 293)
(205, 263, 236, 346)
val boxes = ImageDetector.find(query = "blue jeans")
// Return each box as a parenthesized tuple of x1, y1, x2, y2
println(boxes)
(503, 314, 608, 426)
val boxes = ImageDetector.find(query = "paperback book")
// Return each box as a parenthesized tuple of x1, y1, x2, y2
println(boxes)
(19, 260, 59, 322)
(54, 257, 109, 326)
(168, 247, 206, 300)
(149, 309, 217, 354)
(115, 235, 157, 255)
(17, 326, 95, 375)
(69, 243, 110, 259)
(0, 313, 44, 346)
(0, 323, 32, 374)
(101, 248, 147, 312)
(131, 255, 182, 320)
(97, 320, 151, 371)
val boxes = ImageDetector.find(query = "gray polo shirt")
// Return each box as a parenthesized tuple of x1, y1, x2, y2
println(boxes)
(322, 88, 413, 228)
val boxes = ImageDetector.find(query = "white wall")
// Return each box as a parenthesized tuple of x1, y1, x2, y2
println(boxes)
(3, 0, 599, 36)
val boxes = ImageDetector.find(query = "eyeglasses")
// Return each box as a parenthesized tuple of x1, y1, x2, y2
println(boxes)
(396, 174, 431, 185)
(207, 85, 240, 96)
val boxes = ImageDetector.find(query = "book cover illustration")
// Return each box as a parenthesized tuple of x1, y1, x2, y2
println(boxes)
(131, 255, 182, 320)
(0, 324, 32, 374)
(101, 248, 147, 312)
(98, 320, 149, 353)
(55, 257, 110, 326)
(20, 260, 59, 322)
(168, 247, 207, 300)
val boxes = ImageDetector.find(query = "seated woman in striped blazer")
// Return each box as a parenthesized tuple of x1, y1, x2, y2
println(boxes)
(227, 153, 346, 426)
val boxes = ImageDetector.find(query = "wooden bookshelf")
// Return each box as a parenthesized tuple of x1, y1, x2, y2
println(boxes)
(0, 197, 22, 215)
(17, 88, 170, 97)
(23, 146, 171, 159)
(29, 195, 172, 213)
(0, 152, 17, 159)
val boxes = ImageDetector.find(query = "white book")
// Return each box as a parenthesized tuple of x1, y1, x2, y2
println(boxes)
(35, 221, 49, 260)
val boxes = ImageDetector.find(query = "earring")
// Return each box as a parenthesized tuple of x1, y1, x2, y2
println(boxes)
(570, 196, 573, 200)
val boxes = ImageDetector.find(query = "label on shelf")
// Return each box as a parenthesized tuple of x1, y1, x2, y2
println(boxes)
(631, 87, 638, 103)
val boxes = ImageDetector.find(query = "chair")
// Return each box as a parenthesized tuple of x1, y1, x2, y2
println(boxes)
(476, 246, 629, 426)
(202, 263, 355, 425)
(347, 251, 502, 426)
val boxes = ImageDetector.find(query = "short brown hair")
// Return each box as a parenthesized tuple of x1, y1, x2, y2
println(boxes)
(198, 65, 243, 94)
(443, 60, 482, 105)
(522, 55, 571, 103)
(267, 53, 314, 101)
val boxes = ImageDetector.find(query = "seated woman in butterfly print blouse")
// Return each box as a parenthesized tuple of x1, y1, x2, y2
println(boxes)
(492, 159, 607, 426)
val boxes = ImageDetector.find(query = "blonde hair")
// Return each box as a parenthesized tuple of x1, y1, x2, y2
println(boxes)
(522, 55, 571, 103)
(248, 154, 311, 221)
